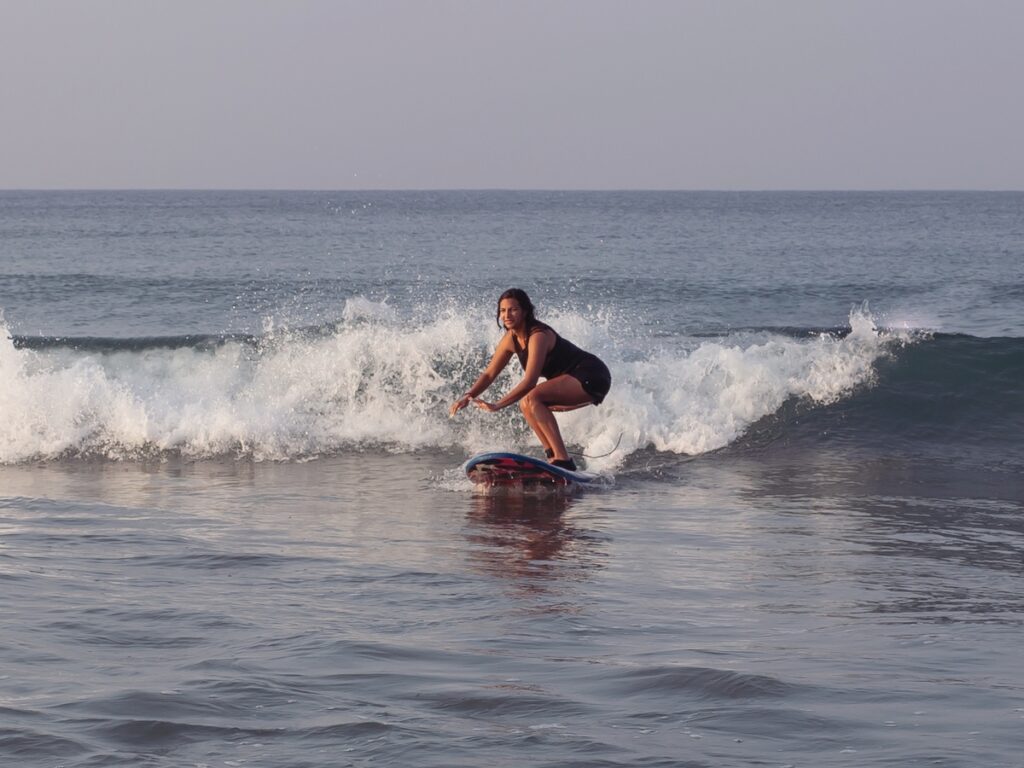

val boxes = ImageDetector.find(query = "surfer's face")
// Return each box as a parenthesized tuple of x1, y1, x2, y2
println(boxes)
(499, 298, 524, 330)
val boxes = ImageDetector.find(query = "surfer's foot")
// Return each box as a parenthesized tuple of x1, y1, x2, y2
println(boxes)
(551, 458, 577, 472)
(544, 448, 555, 459)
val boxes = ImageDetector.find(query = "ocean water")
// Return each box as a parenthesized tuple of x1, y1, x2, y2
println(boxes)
(1, 190, 1022, 767)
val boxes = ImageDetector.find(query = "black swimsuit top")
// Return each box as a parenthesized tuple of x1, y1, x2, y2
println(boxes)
(512, 321, 589, 379)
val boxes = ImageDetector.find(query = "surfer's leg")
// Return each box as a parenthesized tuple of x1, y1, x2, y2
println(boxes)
(519, 376, 593, 461)
(518, 399, 554, 457)
(550, 402, 590, 413)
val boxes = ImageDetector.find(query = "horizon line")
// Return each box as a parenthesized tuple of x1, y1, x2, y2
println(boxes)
(2, 187, 1023, 194)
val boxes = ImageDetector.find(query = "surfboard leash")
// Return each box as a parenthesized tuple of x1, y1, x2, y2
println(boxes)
(569, 432, 622, 459)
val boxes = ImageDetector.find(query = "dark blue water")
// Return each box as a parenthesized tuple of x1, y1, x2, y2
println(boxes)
(3, 190, 1022, 338)
(1, 191, 1022, 767)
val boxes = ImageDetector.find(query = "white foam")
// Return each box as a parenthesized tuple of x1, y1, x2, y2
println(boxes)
(0, 302, 900, 465)
(568, 306, 899, 471)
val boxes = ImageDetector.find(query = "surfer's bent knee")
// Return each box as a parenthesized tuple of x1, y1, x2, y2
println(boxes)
(520, 389, 540, 414)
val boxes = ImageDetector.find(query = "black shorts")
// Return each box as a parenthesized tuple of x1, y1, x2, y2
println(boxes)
(567, 355, 611, 405)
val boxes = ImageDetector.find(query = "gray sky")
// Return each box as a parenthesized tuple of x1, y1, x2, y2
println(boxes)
(2, 0, 1022, 190)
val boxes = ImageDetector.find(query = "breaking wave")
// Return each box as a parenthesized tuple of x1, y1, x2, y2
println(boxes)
(0, 301, 929, 467)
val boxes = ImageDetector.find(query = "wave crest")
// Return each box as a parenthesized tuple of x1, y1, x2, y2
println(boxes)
(0, 303, 901, 465)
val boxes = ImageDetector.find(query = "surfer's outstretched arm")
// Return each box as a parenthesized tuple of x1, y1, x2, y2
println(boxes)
(473, 330, 551, 412)
(449, 337, 514, 417)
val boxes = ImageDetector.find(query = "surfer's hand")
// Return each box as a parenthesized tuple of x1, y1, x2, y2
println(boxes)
(449, 395, 472, 417)
(473, 399, 499, 413)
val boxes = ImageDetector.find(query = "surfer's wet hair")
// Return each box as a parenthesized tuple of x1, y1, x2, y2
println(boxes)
(496, 288, 537, 329)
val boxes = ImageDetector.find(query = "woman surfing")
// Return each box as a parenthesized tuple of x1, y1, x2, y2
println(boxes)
(449, 288, 611, 471)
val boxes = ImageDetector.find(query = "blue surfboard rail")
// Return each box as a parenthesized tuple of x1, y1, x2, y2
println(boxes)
(464, 451, 605, 489)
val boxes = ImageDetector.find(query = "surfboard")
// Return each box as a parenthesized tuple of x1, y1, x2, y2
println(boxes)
(464, 451, 603, 492)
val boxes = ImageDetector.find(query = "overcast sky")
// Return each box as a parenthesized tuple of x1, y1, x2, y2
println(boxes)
(2, 0, 1022, 190)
